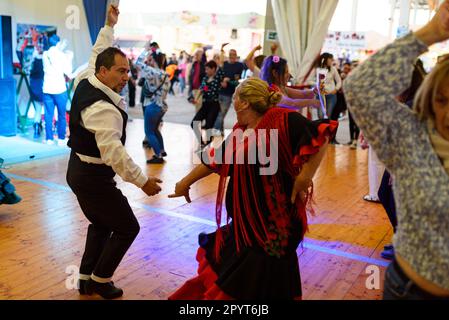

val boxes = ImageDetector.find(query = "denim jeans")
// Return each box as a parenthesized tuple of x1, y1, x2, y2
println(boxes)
(179, 77, 186, 94)
(144, 103, 165, 156)
(383, 259, 449, 300)
(318, 94, 337, 119)
(213, 94, 233, 133)
(43, 92, 68, 140)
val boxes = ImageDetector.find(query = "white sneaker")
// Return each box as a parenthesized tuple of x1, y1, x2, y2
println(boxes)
(57, 139, 68, 147)
(46, 140, 54, 145)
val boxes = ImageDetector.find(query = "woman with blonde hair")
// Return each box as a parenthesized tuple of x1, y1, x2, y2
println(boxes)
(168, 77, 337, 300)
(344, 1, 449, 300)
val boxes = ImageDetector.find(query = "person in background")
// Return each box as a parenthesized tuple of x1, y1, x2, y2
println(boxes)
(340, 62, 360, 149)
(136, 50, 171, 164)
(188, 48, 206, 105)
(166, 60, 179, 96)
(177, 51, 188, 95)
(190, 60, 223, 149)
(29, 47, 45, 139)
(140, 41, 160, 148)
(212, 44, 246, 136)
(127, 58, 138, 108)
(318, 53, 342, 126)
(42, 35, 73, 145)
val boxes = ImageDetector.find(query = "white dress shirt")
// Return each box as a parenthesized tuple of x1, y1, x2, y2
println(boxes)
(73, 26, 148, 189)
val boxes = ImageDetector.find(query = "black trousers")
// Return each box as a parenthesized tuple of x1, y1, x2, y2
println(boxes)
(191, 100, 220, 144)
(66, 152, 140, 279)
(378, 170, 397, 233)
(128, 81, 136, 107)
(348, 110, 360, 141)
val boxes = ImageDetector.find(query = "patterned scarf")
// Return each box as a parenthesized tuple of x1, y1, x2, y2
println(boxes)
(211, 108, 311, 262)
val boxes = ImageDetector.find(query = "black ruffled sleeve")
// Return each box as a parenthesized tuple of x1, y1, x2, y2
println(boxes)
(287, 112, 338, 167)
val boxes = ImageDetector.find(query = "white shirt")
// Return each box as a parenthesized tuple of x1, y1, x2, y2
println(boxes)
(323, 66, 342, 94)
(73, 26, 148, 189)
(43, 46, 72, 94)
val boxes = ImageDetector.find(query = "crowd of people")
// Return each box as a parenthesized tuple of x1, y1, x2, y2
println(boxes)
(15, 2, 449, 301)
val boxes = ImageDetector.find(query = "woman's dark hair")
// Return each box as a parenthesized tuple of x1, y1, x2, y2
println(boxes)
(205, 60, 217, 70)
(319, 52, 334, 71)
(260, 55, 288, 86)
(151, 52, 166, 69)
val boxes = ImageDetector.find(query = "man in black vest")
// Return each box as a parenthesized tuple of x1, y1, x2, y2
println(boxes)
(66, 5, 162, 299)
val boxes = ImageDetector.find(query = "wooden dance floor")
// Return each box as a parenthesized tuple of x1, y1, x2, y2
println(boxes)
(0, 119, 392, 300)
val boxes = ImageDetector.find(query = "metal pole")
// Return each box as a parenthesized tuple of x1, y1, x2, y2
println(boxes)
(350, 0, 359, 32)
(398, 0, 411, 37)
(388, 0, 397, 40)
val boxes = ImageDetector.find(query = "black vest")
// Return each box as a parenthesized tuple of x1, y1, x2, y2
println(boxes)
(68, 78, 128, 158)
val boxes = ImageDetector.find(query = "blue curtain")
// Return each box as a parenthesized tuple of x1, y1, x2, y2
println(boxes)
(83, 0, 108, 44)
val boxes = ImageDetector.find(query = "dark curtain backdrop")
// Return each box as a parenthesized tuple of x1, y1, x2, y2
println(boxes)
(83, 0, 108, 44)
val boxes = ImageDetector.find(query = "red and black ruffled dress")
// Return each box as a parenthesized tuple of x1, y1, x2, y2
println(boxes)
(169, 107, 338, 300)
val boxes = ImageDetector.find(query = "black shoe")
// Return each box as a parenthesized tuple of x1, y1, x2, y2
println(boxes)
(146, 156, 164, 164)
(161, 151, 167, 157)
(381, 247, 395, 260)
(384, 244, 394, 251)
(330, 139, 340, 145)
(78, 279, 87, 295)
(85, 279, 123, 299)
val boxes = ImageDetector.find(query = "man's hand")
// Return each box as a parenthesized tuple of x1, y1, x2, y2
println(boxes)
(254, 44, 262, 51)
(141, 176, 162, 196)
(168, 179, 192, 203)
(106, 5, 120, 28)
(221, 43, 230, 51)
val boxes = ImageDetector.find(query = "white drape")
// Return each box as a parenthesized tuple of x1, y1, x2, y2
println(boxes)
(271, 0, 339, 84)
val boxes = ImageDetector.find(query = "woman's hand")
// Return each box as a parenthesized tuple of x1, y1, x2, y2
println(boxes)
(168, 179, 192, 203)
(291, 177, 312, 204)
(415, 0, 449, 46)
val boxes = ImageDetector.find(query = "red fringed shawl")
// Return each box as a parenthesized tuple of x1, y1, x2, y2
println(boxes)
(208, 107, 337, 262)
